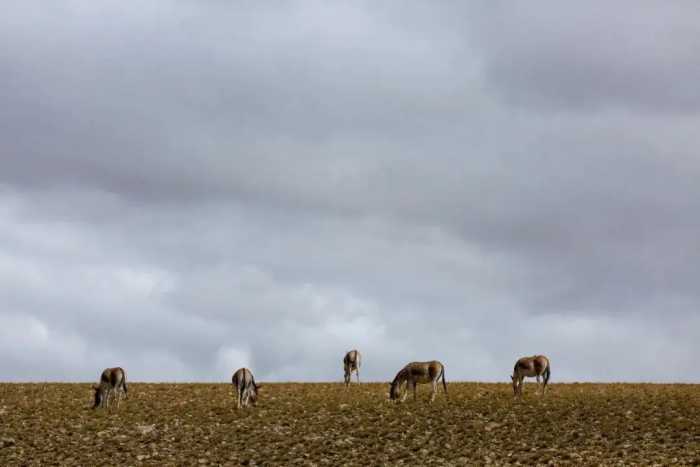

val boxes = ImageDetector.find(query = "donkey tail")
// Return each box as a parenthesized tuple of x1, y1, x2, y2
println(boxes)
(441, 366, 448, 396)
(544, 364, 551, 385)
(122, 372, 128, 397)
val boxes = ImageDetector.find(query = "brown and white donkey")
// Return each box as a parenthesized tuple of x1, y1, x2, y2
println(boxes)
(92, 367, 128, 409)
(511, 355, 550, 397)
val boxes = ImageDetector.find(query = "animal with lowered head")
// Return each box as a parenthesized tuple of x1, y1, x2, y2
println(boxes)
(92, 367, 128, 409)
(511, 355, 550, 397)
(232, 368, 260, 409)
(389, 361, 447, 403)
(343, 350, 361, 388)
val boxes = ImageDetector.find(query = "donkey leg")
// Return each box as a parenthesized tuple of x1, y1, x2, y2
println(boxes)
(541, 375, 546, 395)
(356, 368, 360, 384)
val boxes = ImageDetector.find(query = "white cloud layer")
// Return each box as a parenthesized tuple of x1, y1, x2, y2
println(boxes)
(2, 1, 699, 382)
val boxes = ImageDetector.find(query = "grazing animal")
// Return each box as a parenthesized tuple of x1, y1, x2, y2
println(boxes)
(343, 350, 361, 387)
(92, 367, 128, 409)
(231, 368, 260, 409)
(511, 355, 550, 397)
(389, 361, 447, 403)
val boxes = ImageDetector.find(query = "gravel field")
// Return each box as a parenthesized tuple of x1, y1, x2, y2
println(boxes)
(1, 382, 699, 465)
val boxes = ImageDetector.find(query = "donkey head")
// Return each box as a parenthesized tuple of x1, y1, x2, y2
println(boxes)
(389, 381, 401, 402)
(510, 375, 519, 396)
(249, 383, 261, 405)
(92, 384, 104, 409)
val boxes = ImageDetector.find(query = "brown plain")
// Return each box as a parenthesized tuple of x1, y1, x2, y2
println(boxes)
(1, 382, 699, 465)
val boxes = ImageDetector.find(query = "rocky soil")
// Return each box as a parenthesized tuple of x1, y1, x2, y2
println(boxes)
(1, 382, 698, 465)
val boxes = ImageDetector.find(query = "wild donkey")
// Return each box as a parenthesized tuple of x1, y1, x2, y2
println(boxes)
(92, 367, 128, 409)
(389, 361, 447, 403)
(232, 368, 260, 409)
(511, 355, 550, 397)
(343, 350, 361, 388)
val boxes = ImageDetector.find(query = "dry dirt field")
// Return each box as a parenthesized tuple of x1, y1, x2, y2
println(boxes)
(1, 382, 699, 465)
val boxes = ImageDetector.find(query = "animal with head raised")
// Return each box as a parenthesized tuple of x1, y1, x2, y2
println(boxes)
(389, 361, 447, 403)
(343, 350, 361, 388)
(511, 355, 550, 397)
(232, 368, 260, 409)
(92, 367, 128, 409)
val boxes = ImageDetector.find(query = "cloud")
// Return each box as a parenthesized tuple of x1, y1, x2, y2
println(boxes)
(215, 347, 251, 382)
(1, 2, 699, 382)
(465, 2, 700, 113)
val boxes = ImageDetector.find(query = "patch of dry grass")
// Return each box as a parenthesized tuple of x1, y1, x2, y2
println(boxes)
(1, 382, 699, 465)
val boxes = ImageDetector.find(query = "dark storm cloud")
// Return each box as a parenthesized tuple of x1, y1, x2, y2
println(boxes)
(1, 2, 699, 383)
(466, 2, 700, 112)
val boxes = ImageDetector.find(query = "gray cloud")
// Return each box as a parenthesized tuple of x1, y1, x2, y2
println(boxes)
(1, 2, 699, 383)
(467, 2, 700, 112)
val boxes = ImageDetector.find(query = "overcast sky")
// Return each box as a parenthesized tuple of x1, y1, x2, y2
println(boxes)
(2, 1, 699, 383)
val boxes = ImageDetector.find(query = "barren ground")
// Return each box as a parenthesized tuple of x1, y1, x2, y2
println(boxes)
(1, 382, 699, 465)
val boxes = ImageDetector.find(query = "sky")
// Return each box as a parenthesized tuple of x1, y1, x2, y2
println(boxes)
(1, 1, 699, 383)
